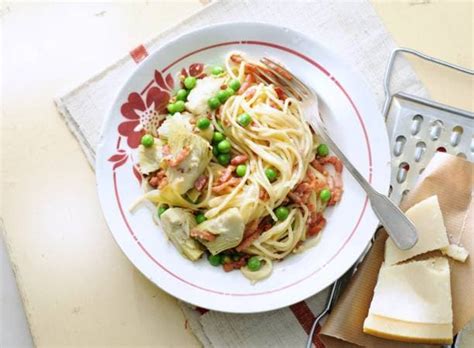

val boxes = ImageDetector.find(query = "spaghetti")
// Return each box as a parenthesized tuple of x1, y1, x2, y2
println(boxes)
(135, 52, 343, 282)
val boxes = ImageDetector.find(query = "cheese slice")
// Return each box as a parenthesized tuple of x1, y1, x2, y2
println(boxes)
(369, 257, 453, 324)
(364, 258, 453, 344)
(441, 244, 469, 262)
(363, 314, 453, 344)
(368, 258, 452, 324)
(385, 195, 449, 265)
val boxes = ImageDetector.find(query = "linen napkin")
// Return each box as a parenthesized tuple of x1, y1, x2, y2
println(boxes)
(55, 0, 427, 346)
(320, 152, 474, 347)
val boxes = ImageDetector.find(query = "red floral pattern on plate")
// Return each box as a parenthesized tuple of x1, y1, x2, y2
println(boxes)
(112, 64, 205, 182)
(181, 63, 206, 80)
(119, 85, 170, 148)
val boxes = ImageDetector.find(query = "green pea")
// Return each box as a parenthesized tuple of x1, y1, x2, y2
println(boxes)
(217, 153, 231, 166)
(212, 131, 225, 144)
(317, 144, 329, 157)
(265, 168, 278, 182)
(184, 76, 197, 89)
(197, 117, 211, 130)
(238, 113, 252, 127)
(212, 146, 220, 157)
(275, 206, 290, 221)
(235, 164, 247, 177)
(141, 134, 154, 148)
(157, 204, 169, 218)
(217, 89, 231, 103)
(176, 89, 188, 101)
(225, 87, 235, 96)
(175, 100, 185, 112)
(208, 254, 222, 266)
(195, 213, 207, 224)
(211, 66, 224, 75)
(167, 103, 178, 114)
(208, 97, 221, 110)
(229, 79, 241, 91)
(320, 188, 331, 203)
(247, 256, 262, 272)
(217, 140, 231, 154)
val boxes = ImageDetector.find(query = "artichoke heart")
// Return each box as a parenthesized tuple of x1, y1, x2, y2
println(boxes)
(166, 125, 212, 194)
(196, 208, 245, 255)
(137, 140, 162, 175)
(157, 112, 193, 141)
(160, 208, 204, 261)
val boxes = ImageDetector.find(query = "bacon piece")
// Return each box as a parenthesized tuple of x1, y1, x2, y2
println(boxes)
(327, 175, 343, 206)
(211, 177, 240, 194)
(236, 217, 273, 252)
(289, 169, 326, 204)
(230, 54, 243, 63)
(218, 165, 235, 183)
(318, 156, 343, 173)
(190, 229, 216, 242)
(194, 175, 208, 192)
(223, 257, 247, 272)
(310, 159, 327, 175)
(238, 74, 256, 95)
(230, 154, 248, 165)
(165, 146, 191, 168)
(148, 170, 167, 189)
(259, 188, 270, 201)
(307, 212, 326, 237)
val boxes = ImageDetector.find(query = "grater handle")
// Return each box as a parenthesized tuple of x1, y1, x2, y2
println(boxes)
(382, 47, 474, 117)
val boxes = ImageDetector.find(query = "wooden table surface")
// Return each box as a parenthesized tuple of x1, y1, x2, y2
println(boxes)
(1, 1, 472, 347)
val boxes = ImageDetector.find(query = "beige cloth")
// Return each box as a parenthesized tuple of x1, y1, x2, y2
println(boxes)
(55, 0, 427, 346)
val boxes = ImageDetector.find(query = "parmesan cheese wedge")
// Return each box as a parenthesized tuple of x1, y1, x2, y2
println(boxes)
(441, 244, 469, 262)
(363, 258, 453, 344)
(385, 195, 449, 265)
(363, 314, 453, 344)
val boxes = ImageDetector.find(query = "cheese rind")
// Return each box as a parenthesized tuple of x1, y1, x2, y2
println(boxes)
(441, 244, 469, 262)
(385, 195, 449, 265)
(363, 314, 453, 344)
(369, 258, 452, 324)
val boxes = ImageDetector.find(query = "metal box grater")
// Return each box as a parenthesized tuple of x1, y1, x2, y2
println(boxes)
(386, 93, 473, 204)
(308, 48, 473, 347)
(383, 48, 473, 205)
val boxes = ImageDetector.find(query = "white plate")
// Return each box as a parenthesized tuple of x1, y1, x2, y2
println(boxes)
(96, 22, 390, 313)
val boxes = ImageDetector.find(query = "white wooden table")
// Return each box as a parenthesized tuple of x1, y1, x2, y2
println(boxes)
(1, 1, 472, 346)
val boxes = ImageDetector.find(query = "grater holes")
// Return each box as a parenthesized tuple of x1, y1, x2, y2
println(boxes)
(414, 141, 426, 162)
(388, 185, 393, 196)
(437, 146, 447, 152)
(397, 162, 410, 183)
(430, 120, 443, 140)
(457, 152, 467, 159)
(419, 168, 425, 175)
(450, 126, 463, 147)
(402, 189, 410, 200)
(411, 114, 423, 135)
(393, 135, 406, 156)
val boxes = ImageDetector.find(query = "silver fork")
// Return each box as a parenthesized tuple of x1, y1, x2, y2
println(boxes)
(256, 57, 418, 250)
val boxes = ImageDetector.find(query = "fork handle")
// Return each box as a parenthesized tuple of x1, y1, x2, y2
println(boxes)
(314, 120, 417, 250)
